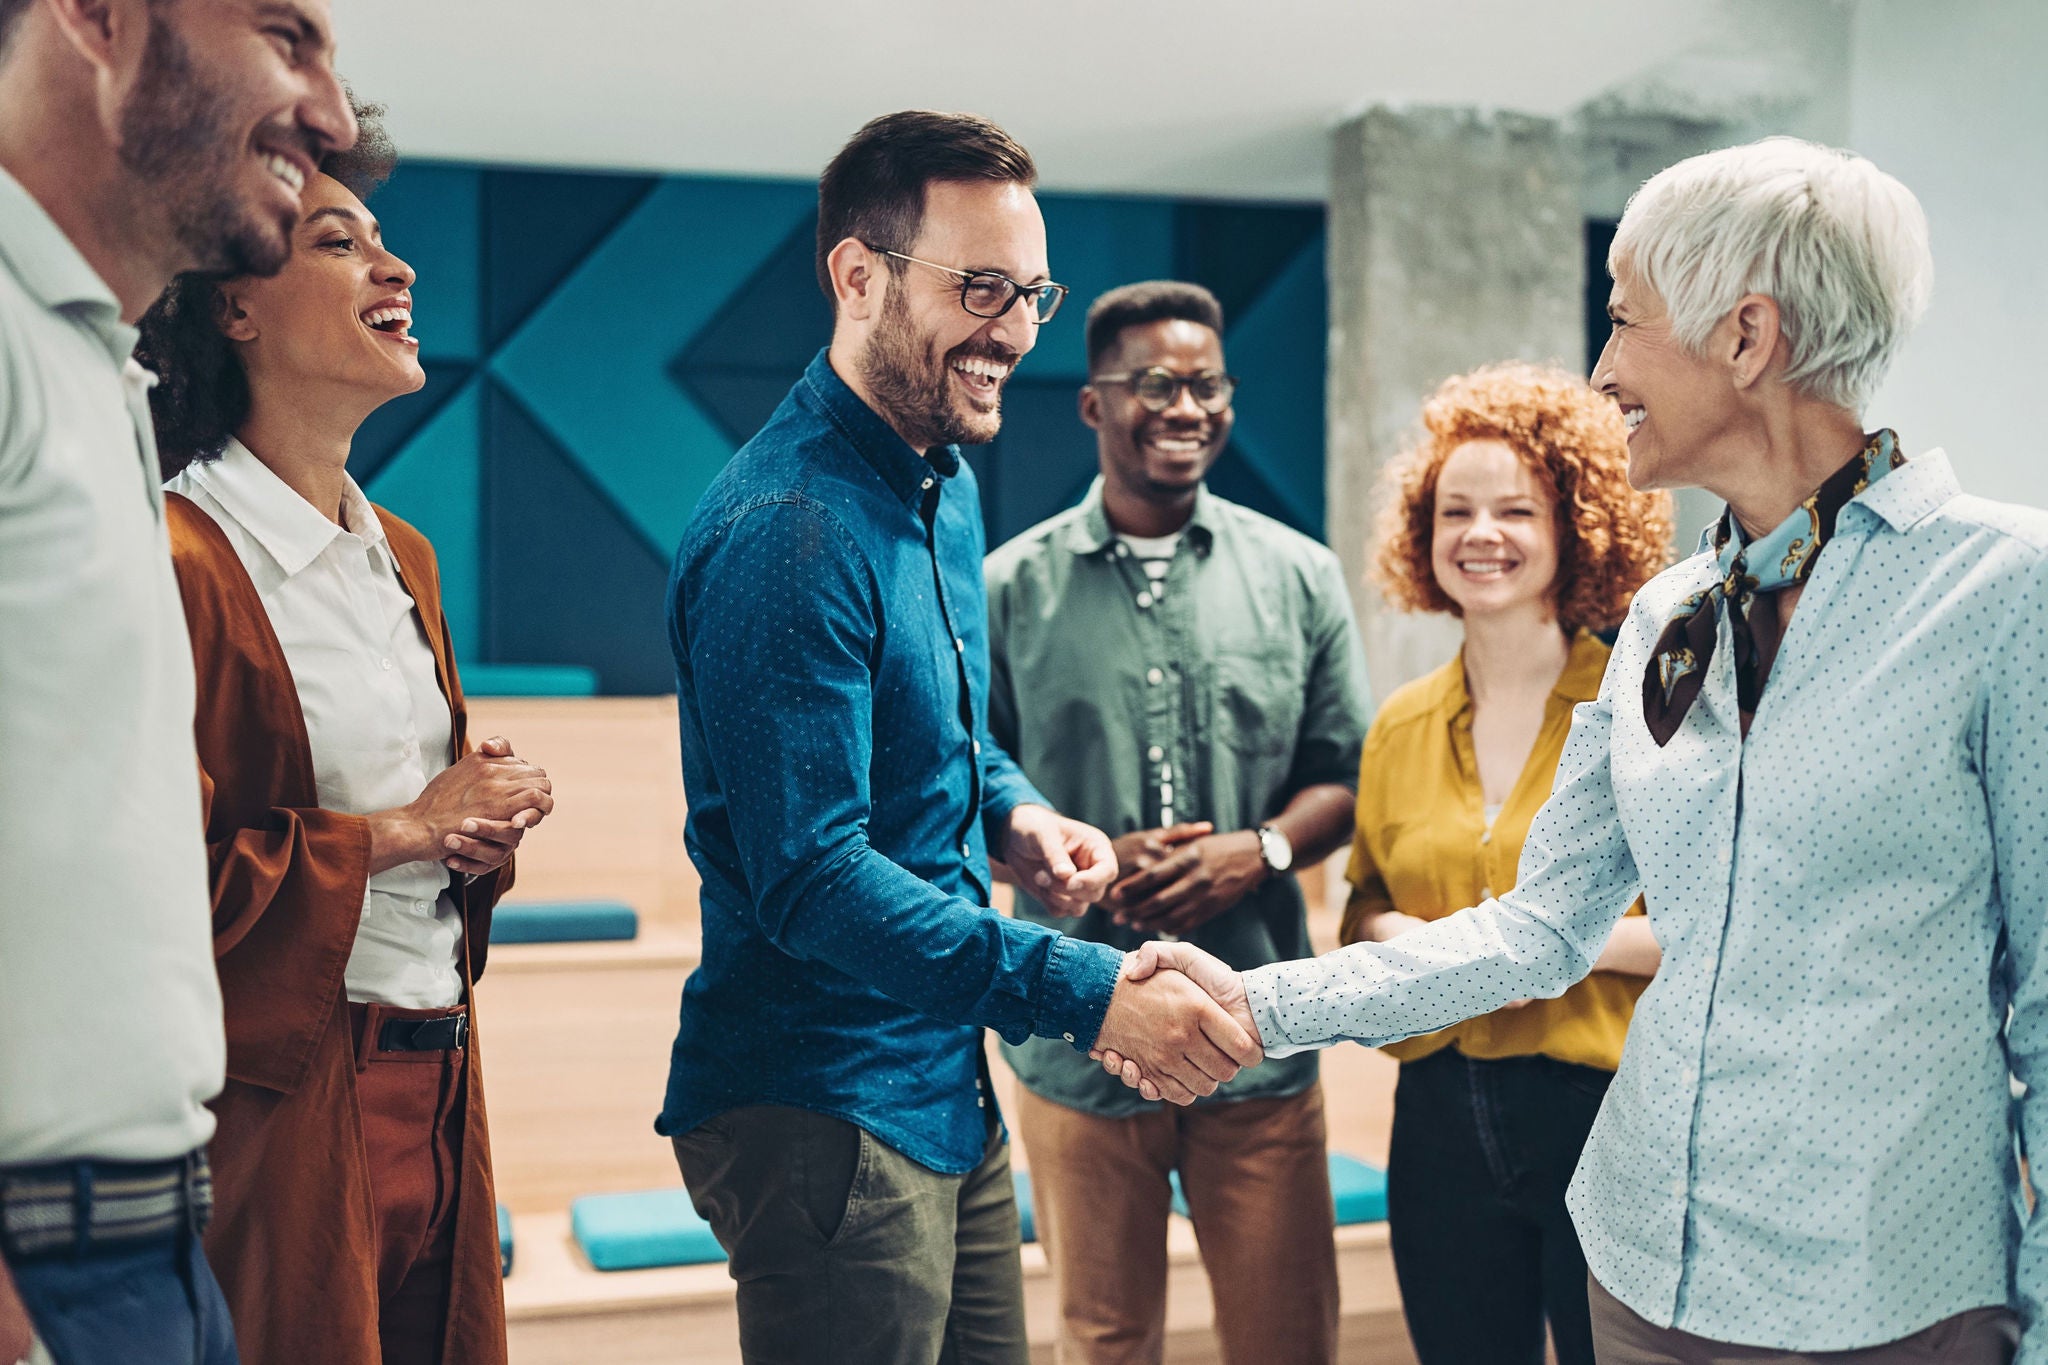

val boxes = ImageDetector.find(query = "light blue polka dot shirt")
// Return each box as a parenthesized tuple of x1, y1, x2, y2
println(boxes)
(1244, 451, 2048, 1353)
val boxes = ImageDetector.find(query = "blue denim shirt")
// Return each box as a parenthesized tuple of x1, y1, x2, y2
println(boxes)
(657, 350, 1125, 1173)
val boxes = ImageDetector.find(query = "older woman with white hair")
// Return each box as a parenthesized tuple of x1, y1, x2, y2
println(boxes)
(1103, 136, 2048, 1363)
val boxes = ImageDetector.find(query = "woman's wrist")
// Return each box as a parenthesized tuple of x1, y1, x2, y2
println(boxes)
(366, 805, 433, 875)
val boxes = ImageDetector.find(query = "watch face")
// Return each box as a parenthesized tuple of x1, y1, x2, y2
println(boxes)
(1260, 826, 1293, 872)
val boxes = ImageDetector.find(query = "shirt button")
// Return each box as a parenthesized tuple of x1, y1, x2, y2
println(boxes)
(1062, 1032, 1076, 1043)
(1669, 1177, 1687, 1198)
(972, 740, 982, 755)
(414, 900, 431, 915)
(1479, 829, 1492, 845)
(1135, 591, 1153, 609)
(1479, 886, 1492, 900)
(954, 637, 964, 653)
(381, 658, 394, 671)
(1146, 667, 1164, 686)
(921, 476, 934, 490)
(961, 843, 973, 859)
(1148, 745, 1164, 762)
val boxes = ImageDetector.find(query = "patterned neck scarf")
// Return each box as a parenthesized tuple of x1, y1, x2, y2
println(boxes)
(1643, 429, 1905, 746)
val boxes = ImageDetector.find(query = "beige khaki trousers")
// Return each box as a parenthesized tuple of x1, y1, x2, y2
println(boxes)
(1013, 1082, 1339, 1365)
(1590, 1274, 2017, 1364)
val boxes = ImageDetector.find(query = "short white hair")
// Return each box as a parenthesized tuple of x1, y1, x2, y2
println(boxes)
(1609, 136, 1932, 414)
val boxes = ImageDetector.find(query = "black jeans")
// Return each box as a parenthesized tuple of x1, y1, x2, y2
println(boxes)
(672, 1104, 1028, 1365)
(1387, 1048, 1612, 1365)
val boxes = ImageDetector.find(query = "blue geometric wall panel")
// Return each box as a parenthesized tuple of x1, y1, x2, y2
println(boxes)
(364, 380, 482, 658)
(483, 382, 676, 696)
(361, 163, 1326, 695)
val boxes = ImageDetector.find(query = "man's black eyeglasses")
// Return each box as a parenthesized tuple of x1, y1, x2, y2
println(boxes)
(1091, 368, 1238, 413)
(872, 247, 1069, 324)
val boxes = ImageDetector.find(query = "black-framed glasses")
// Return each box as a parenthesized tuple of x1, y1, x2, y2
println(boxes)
(873, 247, 1069, 324)
(1092, 368, 1238, 413)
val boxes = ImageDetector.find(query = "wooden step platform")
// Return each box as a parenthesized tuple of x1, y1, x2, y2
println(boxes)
(468, 696, 1415, 1361)
(503, 1209, 1416, 1365)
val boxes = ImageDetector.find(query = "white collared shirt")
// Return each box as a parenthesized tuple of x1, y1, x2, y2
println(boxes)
(0, 167, 223, 1164)
(169, 440, 464, 1009)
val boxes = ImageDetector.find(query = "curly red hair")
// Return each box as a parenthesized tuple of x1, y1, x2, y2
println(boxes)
(1370, 362, 1674, 632)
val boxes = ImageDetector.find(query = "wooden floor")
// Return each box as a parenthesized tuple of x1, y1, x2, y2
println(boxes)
(469, 697, 1419, 1363)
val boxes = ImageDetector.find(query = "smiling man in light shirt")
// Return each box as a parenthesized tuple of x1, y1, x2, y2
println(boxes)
(0, 0, 355, 1361)
(1104, 138, 2047, 1364)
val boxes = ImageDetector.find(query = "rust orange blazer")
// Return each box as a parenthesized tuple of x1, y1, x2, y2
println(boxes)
(167, 492, 509, 1365)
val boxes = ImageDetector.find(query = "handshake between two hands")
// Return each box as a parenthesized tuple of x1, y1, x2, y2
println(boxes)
(997, 805, 1265, 1104)
(1091, 941, 1263, 1105)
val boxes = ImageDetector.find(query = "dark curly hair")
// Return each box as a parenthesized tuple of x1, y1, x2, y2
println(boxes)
(137, 91, 397, 479)
(1370, 361, 1674, 633)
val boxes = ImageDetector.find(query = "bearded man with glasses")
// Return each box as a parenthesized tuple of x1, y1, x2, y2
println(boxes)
(658, 115, 1263, 1365)
(983, 281, 1372, 1364)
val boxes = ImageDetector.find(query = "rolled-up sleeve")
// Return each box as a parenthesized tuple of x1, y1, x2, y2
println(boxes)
(684, 499, 1119, 1047)
(1244, 661, 1641, 1056)
(1284, 552, 1373, 795)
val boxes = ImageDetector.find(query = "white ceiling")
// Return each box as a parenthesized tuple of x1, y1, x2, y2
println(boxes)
(332, 0, 1843, 200)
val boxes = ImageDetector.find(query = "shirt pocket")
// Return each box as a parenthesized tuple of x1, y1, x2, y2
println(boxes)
(1210, 640, 1303, 760)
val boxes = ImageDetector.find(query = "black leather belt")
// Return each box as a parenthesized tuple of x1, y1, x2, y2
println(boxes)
(378, 1014, 469, 1052)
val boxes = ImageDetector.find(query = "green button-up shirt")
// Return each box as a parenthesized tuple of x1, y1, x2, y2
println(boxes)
(986, 479, 1372, 1116)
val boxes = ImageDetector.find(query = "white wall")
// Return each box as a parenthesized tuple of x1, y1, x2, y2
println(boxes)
(1851, 0, 2048, 510)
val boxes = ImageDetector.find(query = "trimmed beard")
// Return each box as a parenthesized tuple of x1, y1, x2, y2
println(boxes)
(117, 13, 296, 278)
(857, 280, 1007, 450)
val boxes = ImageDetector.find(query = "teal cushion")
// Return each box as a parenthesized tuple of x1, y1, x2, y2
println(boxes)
(497, 1202, 513, 1276)
(570, 1189, 727, 1271)
(1327, 1152, 1388, 1225)
(1013, 1170, 1036, 1243)
(1170, 1153, 1386, 1225)
(489, 900, 638, 945)
(462, 663, 599, 697)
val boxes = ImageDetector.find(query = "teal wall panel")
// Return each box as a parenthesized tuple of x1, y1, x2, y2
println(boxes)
(360, 162, 1326, 694)
(378, 165, 482, 362)
(365, 379, 482, 658)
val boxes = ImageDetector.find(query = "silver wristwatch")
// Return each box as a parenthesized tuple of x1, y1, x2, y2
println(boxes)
(1256, 823, 1293, 875)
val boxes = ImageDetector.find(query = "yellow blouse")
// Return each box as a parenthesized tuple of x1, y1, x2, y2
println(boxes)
(1339, 630, 1646, 1070)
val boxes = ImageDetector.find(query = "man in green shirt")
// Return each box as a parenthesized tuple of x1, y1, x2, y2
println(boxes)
(985, 280, 1372, 1363)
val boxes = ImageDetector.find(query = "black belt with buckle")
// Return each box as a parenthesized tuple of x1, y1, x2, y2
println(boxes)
(378, 1014, 469, 1052)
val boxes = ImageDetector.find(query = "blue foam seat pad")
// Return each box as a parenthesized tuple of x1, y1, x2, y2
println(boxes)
(1327, 1152, 1388, 1225)
(461, 663, 599, 697)
(489, 900, 638, 945)
(1013, 1170, 1036, 1243)
(1170, 1154, 1386, 1225)
(571, 1189, 727, 1271)
(497, 1203, 513, 1277)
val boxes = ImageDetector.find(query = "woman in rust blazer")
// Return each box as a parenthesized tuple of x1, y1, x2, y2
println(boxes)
(135, 106, 550, 1365)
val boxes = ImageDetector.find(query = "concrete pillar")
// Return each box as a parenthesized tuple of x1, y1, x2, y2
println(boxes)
(1326, 107, 1585, 706)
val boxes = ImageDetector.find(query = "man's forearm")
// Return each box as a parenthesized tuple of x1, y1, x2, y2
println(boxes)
(1267, 783, 1356, 869)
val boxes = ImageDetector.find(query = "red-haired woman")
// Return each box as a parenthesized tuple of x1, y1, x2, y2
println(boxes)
(1343, 362, 1672, 1365)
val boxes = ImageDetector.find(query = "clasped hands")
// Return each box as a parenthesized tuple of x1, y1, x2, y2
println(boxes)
(366, 735, 554, 877)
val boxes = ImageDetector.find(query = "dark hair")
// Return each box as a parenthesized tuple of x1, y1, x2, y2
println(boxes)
(1084, 280, 1226, 372)
(0, 0, 30, 52)
(814, 109, 1036, 306)
(137, 91, 396, 479)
